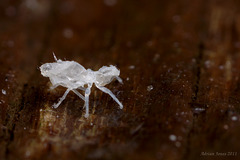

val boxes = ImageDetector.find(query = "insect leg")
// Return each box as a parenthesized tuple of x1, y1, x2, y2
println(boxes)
(72, 89, 85, 101)
(84, 83, 92, 118)
(50, 84, 59, 90)
(95, 85, 123, 109)
(116, 76, 123, 84)
(53, 89, 70, 108)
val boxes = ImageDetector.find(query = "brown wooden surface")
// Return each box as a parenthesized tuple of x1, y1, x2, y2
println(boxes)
(1, 0, 240, 160)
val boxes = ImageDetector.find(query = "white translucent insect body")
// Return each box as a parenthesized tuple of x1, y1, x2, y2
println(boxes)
(40, 54, 123, 118)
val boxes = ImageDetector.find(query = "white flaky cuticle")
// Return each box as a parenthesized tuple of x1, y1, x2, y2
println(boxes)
(40, 54, 123, 118)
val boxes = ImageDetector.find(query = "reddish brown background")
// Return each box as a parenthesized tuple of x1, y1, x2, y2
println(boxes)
(1, 0, 240, 160)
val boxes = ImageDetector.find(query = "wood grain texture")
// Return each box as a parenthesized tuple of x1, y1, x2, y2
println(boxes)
(0, 0, 240, 160)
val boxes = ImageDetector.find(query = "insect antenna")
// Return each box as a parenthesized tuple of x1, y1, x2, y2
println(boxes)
(53, 52, 58, 61)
